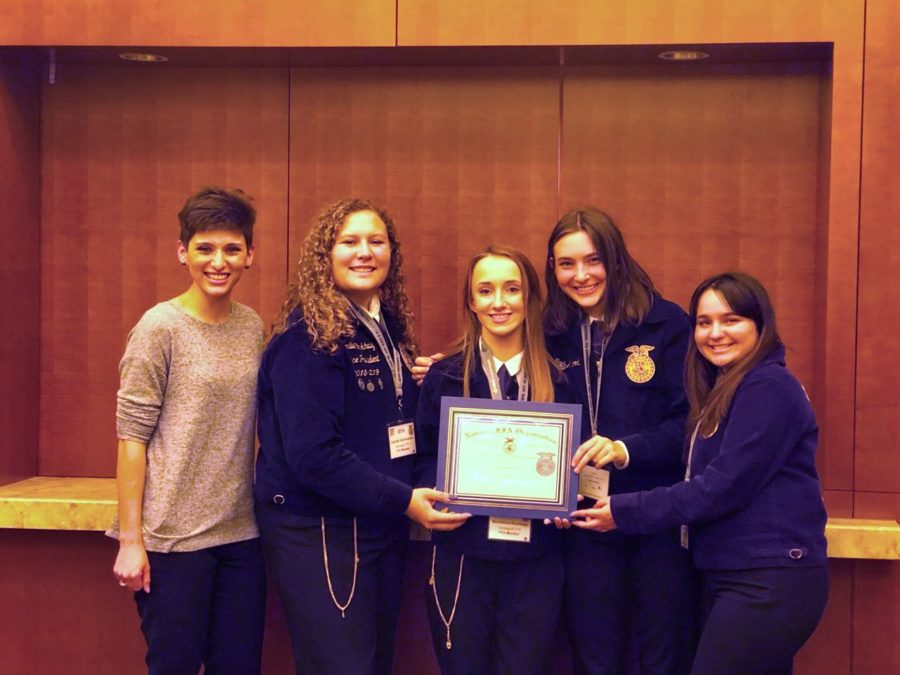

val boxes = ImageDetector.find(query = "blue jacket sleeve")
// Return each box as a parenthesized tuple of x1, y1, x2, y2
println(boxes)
(414, 368, 442, 489)
(618, 311, 691, 470)
(266, 330, 413, 517)
(612, 375, 807, 534)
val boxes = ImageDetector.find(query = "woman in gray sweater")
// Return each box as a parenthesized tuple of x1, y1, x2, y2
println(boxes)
(109, 187, 266, 675)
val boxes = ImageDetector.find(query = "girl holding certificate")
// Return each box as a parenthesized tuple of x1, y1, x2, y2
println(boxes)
(254, 198, 468, 674)
(570, 272, 828, 674)
(544, 208, 696, 674)
(417, 246, 579, 675)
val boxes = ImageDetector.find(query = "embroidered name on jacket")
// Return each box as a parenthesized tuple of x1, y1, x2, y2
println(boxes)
(346, 340, 376, 351)
(554, 358, 581, 370)
(348, 340, 383, 391)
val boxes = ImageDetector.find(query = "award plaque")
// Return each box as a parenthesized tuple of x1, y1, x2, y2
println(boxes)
(436, 396, 582, 520)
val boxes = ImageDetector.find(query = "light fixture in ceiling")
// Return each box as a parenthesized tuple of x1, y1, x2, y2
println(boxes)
(118, 52, 169, 63)
(658, 50, 710, 62)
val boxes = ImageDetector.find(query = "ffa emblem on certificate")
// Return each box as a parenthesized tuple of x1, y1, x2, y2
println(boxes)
(624, 345, 656, 383)
(535, 452, 556, 476)
(503, 436, 516, 454)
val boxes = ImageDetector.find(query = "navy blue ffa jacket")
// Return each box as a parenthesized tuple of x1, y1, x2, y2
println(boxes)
(612, 346, 828, 570)
(545, 296, 691, 495)
(254, 311, 419, 540)
(416, 353, 580, 561)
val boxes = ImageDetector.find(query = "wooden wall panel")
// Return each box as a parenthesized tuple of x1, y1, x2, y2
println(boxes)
(856, 0, 900, 499)
(0, 0, 395, 47)
(560, 63, 825, 456)
(398, 0, 859, 46)
(817, 5, 864, 493)
(0, 530, 145, 674)
(289, 66, 559, 354)
(824, 489, 853, 518)
(795, 560, 853, 674)
(399, 0, 865, 496)
(852, 560, 900, 672)
(40, 65, 289, 477)
(854, 492, 900, 521)
(0, 58, 40, 486)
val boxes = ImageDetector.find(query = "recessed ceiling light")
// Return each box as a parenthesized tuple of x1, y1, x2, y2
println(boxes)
(118, 52, 169, 63)
(658, 50, 710, 62)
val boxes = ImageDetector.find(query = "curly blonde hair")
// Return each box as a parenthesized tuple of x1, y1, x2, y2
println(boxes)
(272, 198, 418, 356)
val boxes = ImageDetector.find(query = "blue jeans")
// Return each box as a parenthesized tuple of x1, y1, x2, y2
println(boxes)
(691, 565, 829, 675)
(134, 538, 266, 675)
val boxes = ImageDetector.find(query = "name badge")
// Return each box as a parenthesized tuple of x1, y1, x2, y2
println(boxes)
(487, 517, 531, 543)
(388, 420, 416, 459)
(578, 466, 610, 500)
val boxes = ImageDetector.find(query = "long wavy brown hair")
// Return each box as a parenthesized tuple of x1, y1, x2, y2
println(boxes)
(271, 198, 418, 356)
(686, 272, 782, 437)
(544, 207, 657, 336)
(447, 246, 556, 403)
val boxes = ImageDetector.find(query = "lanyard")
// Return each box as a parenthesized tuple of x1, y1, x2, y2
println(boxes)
(680, 418, 703, 550)
(580, 318, 608, 437)
(684, 418, 705, 481)
(348, 303, 405, 413)
(478, 339, 529, 402)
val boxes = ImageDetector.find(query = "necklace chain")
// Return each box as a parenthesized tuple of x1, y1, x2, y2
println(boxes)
(429, 545, 464, 650)
(321, 517, 359, 619)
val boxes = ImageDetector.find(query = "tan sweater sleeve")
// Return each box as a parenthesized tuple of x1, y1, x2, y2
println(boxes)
(116, 313, 170, 443)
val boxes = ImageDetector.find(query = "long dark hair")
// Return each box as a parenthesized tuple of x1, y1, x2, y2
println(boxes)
(447, 246, 555, 403)
(544, 207, 657, 336)
(686, 272, 782, 436)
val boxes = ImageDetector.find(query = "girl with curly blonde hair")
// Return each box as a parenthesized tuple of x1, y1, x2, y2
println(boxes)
(255, 198, 469, 674)
(272, 198, 417, 356)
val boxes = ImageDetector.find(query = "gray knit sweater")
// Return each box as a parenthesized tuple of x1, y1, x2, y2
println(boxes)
(108, 300, 263, 552)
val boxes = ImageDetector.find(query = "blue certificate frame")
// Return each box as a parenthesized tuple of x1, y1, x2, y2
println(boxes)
(436, 396, 582, 520)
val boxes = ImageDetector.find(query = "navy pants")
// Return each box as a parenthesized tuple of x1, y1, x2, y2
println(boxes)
(256, 502, 407, 675)
(691, 565, 829, 675)
(134, 538, 266, 675)
(564, 528, 698, 675)
(426, 547, 564, 675)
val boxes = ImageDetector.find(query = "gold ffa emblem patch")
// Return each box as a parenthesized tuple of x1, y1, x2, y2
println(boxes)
(624, 345, 656, 383)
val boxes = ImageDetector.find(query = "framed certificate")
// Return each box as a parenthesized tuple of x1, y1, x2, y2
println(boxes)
(436, 396, 582, 520)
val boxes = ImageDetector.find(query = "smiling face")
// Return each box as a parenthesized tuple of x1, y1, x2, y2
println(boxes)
(469, 255, 526, 352)
(552, 230, 607, 318)
(178, 229, 253, 301)
(330, 210, 391, 309)
(694, 288, 760, 370)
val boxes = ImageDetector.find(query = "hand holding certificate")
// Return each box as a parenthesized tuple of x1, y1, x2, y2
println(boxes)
(435, 396, 582, 520)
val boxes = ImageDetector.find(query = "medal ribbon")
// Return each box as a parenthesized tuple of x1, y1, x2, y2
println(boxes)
(349, 302, 405, 414)
(580, 318, 608, 436)
(478, 339, 529, 402)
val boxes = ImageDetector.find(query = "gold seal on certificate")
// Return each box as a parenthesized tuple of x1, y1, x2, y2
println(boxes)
(436, 396, 582, 520)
